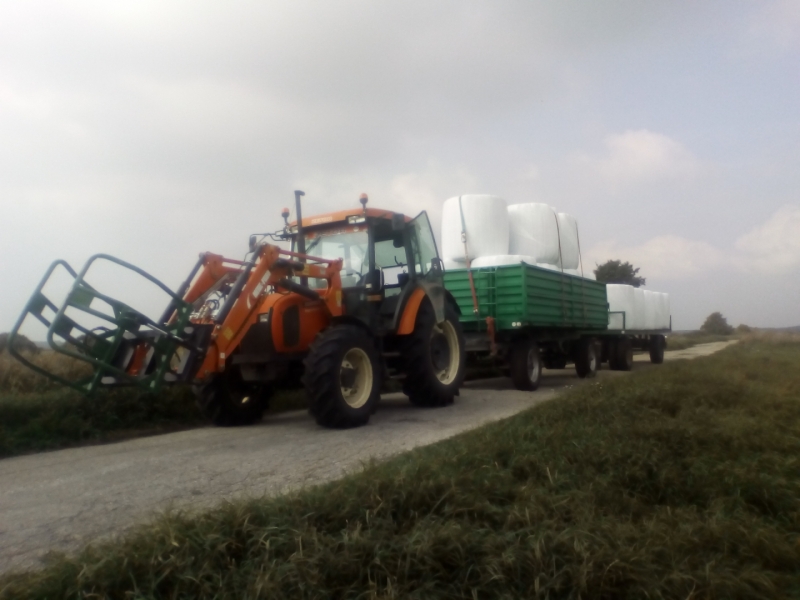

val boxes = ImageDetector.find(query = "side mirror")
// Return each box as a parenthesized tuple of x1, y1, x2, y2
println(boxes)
(364, 269, 384, 292)
(249, 235, 258, 252)
(391, 213, 405, 231)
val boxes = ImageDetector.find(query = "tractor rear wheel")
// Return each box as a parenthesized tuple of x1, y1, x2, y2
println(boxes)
(401, 302, 466, 407)
(195, 369, 272, 426)
(304, 325, 381, 428)
(574, 338, 598, 379)
(509, 338, 542, 391)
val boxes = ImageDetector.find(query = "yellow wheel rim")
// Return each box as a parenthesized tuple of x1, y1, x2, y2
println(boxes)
(340, 348, 373, 408)
(432, 320, 460, 385)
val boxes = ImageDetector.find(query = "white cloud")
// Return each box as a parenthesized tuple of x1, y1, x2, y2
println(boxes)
(734, 205, 800, 273)
(748, 0, 800, 52)
(586, 235, 724, 280)
(587, 205, 800, 280)
(580, 130, 699, 191)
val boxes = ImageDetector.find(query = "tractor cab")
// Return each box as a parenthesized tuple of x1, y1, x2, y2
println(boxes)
(287, 197, 446, 334)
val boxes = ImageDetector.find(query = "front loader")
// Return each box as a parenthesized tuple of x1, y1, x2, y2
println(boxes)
(9, 191, 466, 428)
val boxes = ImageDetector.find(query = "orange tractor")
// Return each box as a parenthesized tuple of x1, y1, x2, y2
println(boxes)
(9, 192, 466, 428)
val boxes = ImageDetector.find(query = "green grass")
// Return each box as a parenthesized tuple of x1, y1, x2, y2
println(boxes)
(2, 336, 799, 598)
(0, 351, 307, 458)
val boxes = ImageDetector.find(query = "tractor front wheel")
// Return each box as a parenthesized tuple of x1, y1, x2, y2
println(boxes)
(195, 370, 272, 426)
(401, 302, 466, 407)
(304, 325, 382, 428)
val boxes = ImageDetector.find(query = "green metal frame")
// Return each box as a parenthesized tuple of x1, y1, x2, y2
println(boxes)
(8, 254, 196, 394)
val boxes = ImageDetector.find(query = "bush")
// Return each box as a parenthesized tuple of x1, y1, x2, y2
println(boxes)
(700, 311, 734, 335)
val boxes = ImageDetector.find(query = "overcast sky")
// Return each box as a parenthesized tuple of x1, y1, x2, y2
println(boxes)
(2, 1, 798, 332)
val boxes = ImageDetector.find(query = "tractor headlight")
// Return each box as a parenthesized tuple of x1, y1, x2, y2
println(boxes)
(258, 312, 271, 323)
(347, 216, 366, 224)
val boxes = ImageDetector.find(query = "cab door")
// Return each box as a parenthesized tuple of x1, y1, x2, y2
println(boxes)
(407, 211, 446, 323)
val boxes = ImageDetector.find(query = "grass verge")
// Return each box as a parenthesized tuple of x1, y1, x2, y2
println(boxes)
(0, 351, 307, 458)
(665, 331, 739, 351)
(3, 336, 800, 598)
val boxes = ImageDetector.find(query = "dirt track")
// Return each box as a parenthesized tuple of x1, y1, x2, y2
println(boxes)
(0, 340, 736, 574)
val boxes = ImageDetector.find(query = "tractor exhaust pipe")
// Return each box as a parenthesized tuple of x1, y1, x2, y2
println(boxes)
(294, 190, 307, 285)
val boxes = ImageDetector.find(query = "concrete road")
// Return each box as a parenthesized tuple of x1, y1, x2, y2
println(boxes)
(0, 340, 735, 574)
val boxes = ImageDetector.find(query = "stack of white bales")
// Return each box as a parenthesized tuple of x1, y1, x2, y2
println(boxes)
(440, 195, 594, 279)
(606, 284, 671, 331)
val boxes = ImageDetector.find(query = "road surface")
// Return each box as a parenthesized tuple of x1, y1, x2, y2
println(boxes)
(0, 340, 736, 574)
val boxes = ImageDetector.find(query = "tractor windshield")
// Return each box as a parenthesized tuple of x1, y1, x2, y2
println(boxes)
(303, 227, 369, 288)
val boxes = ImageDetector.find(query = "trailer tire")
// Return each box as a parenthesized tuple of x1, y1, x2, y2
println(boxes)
(574, 338, 598, 379)
(610, 338, 634, 371)
(649, 334, 665, 364)
(401, 301, 466, 407)
(304, 325, 381, 428)
(195, 370, 271, 427)
(509, 339, 542, 391)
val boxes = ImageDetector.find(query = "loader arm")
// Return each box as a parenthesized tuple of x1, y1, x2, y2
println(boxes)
(193, 243, 344, 378)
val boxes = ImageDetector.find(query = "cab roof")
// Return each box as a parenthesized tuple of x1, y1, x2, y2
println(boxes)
(289, 207, 411, 229)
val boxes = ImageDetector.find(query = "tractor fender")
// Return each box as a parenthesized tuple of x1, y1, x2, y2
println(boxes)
(396, 287, 432, 335)
(444, 290, 461, 315)
(396, 287, 461, 335)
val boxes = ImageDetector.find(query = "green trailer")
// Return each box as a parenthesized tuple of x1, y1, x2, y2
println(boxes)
(443, 262, 668, 390)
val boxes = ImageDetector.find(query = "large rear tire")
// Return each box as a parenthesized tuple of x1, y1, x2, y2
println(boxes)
(195, 370, 272, 426)
(574, 338, 598, 379)
(304, 325, 381, 428)
(649, 334, 665, 364)
(610, 338, 634, 371)
(401, 301, 466, 407)
(509, 338, 542, 391)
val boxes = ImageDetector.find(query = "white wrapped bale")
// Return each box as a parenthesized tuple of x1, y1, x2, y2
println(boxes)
(507, 203, 561, 265)
(535, 262, 562, 272)
(644, 290, 660, 330)
(607, 284, 636, 330)
(656, 292, 671, 330)
(471, 255, 539, 268)
(632, 288, 646, 331)
(442, 258, 464, 271)
(556, 213, 580, 270)
(441, 195, 509, 262)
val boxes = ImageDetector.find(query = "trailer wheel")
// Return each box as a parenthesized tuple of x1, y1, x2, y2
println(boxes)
(610, 338, 634, 371)
(304, 325, 381, 428)
(195, 370, 271, 426)
(509, 339, 542, 391)
(649, 334, 665, 364)
(574, 338, 598, 379)
(401, 301, 466, 407)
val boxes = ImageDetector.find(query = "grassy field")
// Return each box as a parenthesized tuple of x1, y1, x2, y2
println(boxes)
(0, 350, 307, 458)
(2, 335, 798, 598)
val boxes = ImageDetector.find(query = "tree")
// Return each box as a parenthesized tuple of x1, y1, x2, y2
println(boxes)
(593, 260, 646, 287)
(700, 312, 734, 335)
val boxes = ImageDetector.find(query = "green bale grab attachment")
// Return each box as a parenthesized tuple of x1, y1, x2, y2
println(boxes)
(8, 254, 205, 394)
